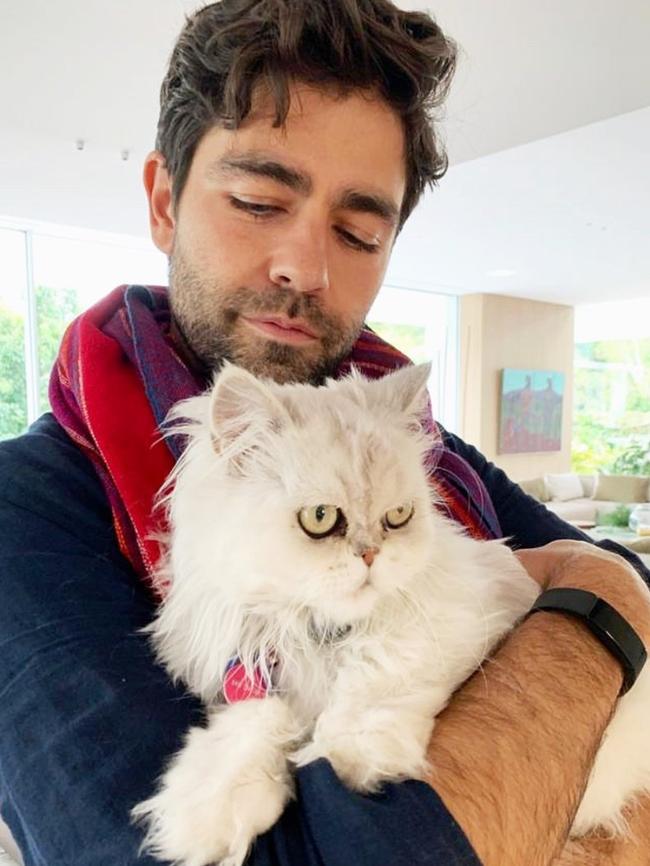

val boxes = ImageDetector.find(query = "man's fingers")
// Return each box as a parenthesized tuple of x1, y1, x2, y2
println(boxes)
(513, 548, 552, 588)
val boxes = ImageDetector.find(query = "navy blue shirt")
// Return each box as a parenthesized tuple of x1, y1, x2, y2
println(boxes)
(0, 413, 647, 866)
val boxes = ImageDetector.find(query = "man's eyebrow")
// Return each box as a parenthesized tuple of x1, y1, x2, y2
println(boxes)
(336, 189, 400, 228)
(210, 152, 400, 226)
(209, 153, 312, 194)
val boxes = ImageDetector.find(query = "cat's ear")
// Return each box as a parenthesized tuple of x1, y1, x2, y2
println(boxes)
(366, 363, 431, 420)
(208, 362, 288, 452)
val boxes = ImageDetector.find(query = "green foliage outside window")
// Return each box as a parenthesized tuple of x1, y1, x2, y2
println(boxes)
(0, 305, 27, 438)
(610, 440, 650, 476)
(36, 285, 79, 411)
(572, 339, 650, 475)
(0, 285, 79, 441)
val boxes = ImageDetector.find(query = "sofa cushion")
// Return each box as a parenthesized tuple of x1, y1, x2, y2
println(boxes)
(579, 474, 596, 498)
(545, 473, 583, 502)
(518, 477, 549, 502)
(592, 474, 650, 503)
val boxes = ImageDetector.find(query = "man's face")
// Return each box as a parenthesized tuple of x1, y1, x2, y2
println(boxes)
(146, 83, 406, 384)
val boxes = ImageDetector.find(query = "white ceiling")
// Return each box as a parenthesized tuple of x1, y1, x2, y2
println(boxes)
(1, 0, 649, 306)
(388, 106, 650, 305)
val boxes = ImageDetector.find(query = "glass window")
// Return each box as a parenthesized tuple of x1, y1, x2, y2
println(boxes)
(0, 228, 28, 440)
(368, 286, 458, 431)
(31, 231, 167, 417)
(573, 301, 650, 474)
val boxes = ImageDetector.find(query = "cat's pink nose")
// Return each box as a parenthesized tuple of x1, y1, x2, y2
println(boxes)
(361, 548, 378, 567)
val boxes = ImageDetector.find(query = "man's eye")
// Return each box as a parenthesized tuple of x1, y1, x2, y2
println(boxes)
(229, 196, 280, 217)
(229, 197, 379, 253)
(335, 227, 380, 254)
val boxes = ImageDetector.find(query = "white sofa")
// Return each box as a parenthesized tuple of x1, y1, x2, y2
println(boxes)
(519, 472, 650, 525)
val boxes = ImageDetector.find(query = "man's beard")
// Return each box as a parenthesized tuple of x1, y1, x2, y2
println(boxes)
(168, 249, 365, 385)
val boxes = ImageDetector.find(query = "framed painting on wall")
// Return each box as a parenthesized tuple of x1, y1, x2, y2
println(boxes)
(498, 368, 564, 454)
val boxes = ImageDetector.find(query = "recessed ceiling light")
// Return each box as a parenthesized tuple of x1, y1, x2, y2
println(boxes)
(487, 268, 517, 277)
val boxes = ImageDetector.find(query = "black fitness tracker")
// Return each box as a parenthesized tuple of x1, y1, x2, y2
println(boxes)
(528, 587, 647, 696)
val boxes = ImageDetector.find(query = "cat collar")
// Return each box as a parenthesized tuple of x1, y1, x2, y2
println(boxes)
(223, 657, 276, 704)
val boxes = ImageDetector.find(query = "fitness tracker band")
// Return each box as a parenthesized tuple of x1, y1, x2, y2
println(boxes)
(528, 587, 647, 696)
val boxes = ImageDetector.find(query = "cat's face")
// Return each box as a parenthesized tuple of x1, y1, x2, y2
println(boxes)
(183, 363, 437, 626)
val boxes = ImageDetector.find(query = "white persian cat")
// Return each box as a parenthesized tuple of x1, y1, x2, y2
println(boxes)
(132, 362, 650, 866)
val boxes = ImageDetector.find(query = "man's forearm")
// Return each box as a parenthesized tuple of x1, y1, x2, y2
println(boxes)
(424, 611, 622, 866)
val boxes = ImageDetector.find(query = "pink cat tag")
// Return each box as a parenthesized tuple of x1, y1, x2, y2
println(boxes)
(223, 659, 271, 703)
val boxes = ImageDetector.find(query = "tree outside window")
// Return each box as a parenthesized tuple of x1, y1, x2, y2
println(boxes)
(572, 339, 650, 475)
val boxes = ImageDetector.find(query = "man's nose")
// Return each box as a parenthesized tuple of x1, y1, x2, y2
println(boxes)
(268, 220, 330, 294)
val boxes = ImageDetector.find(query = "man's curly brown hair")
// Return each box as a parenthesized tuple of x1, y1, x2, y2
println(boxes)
(156, 0, 456, 230)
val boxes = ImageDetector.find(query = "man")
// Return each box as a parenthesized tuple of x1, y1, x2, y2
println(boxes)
(1, 1, 649, 865)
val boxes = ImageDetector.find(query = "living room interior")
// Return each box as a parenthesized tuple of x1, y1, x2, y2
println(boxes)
(1, 1, 650, 863)
(2, 2, 649, 553)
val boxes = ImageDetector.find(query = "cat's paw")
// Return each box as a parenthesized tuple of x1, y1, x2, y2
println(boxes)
(292, 705, 432, 793)
(131, 699, 298, 866)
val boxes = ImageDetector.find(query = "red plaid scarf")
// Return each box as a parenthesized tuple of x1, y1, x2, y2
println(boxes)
(49, 285, 501, 602)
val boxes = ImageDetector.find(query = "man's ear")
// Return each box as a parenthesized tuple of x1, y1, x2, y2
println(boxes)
(143, 151, 175, 254)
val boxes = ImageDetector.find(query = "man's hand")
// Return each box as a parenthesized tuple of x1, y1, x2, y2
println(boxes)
(515, 539, 650, 646)
(552, 794, 650, 866)
(515, 538, 646, 591)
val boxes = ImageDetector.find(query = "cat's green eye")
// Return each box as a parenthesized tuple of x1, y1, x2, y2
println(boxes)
(298, 504, 342, 538)
(384, 503, 414, 529)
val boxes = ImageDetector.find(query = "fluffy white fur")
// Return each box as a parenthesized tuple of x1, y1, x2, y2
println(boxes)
(131, 362, 650, 866)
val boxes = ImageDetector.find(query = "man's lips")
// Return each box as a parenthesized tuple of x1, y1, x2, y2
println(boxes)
(242, 315, 318, 345)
